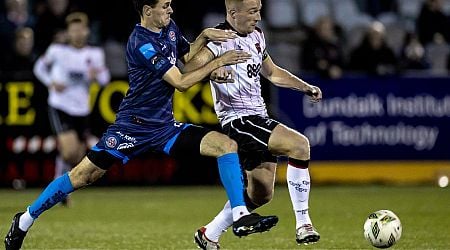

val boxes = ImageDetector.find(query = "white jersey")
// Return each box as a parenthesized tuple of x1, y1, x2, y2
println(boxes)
(33, 43, 110, 116)
(207, 23, 268, 126)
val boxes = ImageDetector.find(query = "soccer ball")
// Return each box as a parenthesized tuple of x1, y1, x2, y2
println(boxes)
(363, 210, 402, 248)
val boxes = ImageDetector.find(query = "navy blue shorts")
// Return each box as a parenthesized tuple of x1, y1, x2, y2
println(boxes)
(90, 120, 211, 167)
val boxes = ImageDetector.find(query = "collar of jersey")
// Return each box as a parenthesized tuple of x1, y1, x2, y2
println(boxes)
(136, 23, 163, 38)
(223, 21, 248, 37)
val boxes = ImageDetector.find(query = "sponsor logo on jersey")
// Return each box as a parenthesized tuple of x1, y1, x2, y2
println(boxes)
(151, 55, 167, 70)
(246, 63, 261, 78)
(105, 136, 117, 148)
(68, 71, 84, 82)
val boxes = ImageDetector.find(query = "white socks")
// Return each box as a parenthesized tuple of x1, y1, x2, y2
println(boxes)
(231, 205, 250, 222)
(18, 208, 34, 232)
(204, 162, 314, 242)
(287, 164, 312, 229)
(205, 201, 234, 242)
(204, 201, 251, 242)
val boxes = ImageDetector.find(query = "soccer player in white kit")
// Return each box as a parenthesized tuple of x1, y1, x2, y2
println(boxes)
(33, 12, 110, 205)
(185, 0, 323, 248)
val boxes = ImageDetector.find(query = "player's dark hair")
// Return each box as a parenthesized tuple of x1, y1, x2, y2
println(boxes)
(133, 0, 159, 17)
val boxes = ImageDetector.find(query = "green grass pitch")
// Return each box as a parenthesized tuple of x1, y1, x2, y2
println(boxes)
(1, 185, 449, 249)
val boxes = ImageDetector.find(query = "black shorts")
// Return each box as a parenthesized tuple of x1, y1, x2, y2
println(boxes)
(223, 115, 280, 170)
(48, 107, 90, 140)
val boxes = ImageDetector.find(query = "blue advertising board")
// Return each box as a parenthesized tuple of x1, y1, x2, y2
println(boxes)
(275, 77, 450, 160)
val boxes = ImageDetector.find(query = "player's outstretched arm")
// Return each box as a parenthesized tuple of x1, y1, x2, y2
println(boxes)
(182, 47, 214, 72)
(183, 47, 235, 83)
(164, 50, 250, 92)
(261, 55, 322, 102)
(182, 28, 237, 63)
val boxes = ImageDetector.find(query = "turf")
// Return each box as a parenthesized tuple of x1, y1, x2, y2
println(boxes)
(0, 185, 449, 249)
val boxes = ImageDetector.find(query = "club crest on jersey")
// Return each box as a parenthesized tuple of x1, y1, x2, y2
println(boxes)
(255, 43, 262, 54)
(169, 30, 176, 42)
(105, 136, 118, 148)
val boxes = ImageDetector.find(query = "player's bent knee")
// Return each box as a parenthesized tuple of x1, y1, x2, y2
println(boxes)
(288, 134, 310, 158)
(221, 138, 238, 154)
(201, 131, 238, 156)
(69, 157, 107, 189)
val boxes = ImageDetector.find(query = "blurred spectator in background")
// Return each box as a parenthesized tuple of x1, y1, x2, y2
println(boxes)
(348, 21, 398, 76)
(171, 0, 220, 40)
(301, 16, 344, 79)
(364, 0, 398, 18)
(33, 12, 110, 205)
(33, 0, 71, 55)
(0, 0, 34, 55)
(399, 32, 430, 71)
(425, 32, 450, 75)
(0, 27, 37, 80)
(416, 0, 450, 45)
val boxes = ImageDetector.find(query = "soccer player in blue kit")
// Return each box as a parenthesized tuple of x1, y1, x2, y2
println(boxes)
(4, 0, 278, 249)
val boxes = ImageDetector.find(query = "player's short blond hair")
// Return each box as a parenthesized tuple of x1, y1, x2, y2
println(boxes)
(65, 12, 89, 27)
(225, 0, 244, 11)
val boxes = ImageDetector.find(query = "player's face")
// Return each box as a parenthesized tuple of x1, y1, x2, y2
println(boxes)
(67, 22, 89, 48)
(148, 0, 173, 28)
(234, 0, 262, 34)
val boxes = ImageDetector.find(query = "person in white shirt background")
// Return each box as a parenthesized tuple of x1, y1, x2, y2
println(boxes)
(33, 12, 110, 205)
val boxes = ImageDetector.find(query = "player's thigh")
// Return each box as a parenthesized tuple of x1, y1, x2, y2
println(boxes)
(246, 162, 277, 200)
(199, 131, 237, 157)
(68, 156, 106, 189)
(57, 131, 84, 156)
(268, 124, 310, 156)
(169, 125, 235, 159)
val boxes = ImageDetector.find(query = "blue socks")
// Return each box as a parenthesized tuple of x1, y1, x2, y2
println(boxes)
(28, 173, 74, 219)
(216, 153, 246, 208)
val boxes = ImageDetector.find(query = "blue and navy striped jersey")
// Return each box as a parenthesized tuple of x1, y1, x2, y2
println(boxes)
(115, 20, 190, 126)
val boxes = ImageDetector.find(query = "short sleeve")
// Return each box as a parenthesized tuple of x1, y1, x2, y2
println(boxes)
(42, 44, 59, 64)
(137, 42, 173, 77)
(206, 42, 221, 57)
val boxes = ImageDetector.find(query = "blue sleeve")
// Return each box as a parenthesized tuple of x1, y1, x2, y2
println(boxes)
(136, 42, 173, 77)
(172, 22, 190, 59)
